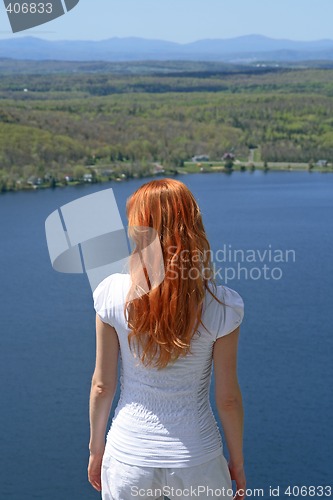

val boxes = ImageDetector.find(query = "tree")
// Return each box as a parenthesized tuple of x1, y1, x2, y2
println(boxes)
(223, 152, 235, 170)
(74, 165, 87, 181)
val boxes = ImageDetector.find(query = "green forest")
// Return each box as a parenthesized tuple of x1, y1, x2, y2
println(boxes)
(0, 60, 333, 192)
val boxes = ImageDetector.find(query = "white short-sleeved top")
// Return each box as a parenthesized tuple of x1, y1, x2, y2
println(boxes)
(93, 273, 244, 468)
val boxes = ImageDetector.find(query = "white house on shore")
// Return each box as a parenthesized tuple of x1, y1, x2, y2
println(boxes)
(192, 155, 209, 162)
(316, 159, 328, 167)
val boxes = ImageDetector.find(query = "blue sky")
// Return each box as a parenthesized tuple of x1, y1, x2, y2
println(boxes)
(0, 0, 332, 41)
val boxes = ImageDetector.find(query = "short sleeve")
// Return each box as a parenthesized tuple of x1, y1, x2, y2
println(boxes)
(215, 286, 244, 340)
(93, 275, 116, 326)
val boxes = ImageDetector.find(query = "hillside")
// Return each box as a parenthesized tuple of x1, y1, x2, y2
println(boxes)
(0, 62, 333, 193)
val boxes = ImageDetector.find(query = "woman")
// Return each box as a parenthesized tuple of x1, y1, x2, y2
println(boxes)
(88, 179, 246, 500)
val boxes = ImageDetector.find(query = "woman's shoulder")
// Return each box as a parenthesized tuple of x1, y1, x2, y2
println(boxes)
(94, 272, 130, 294)
(204, 281, 244, 339)
(206, 281, 244, 307)
(93, 273, 130, 324)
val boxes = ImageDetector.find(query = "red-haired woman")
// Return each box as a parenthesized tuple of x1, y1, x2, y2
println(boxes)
(88, 179, 246, 500)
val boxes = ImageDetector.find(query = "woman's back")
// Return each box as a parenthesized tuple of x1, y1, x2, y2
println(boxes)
(93, 272, 244, 467)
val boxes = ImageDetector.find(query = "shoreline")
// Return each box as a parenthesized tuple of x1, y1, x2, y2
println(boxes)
(1, 163, 332, 196)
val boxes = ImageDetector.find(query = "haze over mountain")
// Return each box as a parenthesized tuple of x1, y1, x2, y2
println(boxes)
(1, 35, 333, 62)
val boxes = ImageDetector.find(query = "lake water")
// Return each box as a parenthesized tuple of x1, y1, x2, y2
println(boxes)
(0, 171, 332, 499)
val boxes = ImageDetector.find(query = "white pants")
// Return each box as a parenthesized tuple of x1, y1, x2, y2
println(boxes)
(101, 454, 233, 499)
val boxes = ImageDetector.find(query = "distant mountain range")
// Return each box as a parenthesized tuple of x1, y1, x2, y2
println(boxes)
(1, 35, 333, 62)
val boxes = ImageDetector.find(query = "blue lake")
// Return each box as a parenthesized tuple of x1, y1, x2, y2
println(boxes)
(0, 171, 332, 499)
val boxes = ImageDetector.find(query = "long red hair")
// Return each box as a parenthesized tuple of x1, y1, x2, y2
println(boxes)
(125, 178, 215, 368)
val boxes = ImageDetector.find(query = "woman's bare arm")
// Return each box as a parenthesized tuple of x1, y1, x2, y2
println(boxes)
(213, 326, 246, 499)
(89, 314, 119, 457)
